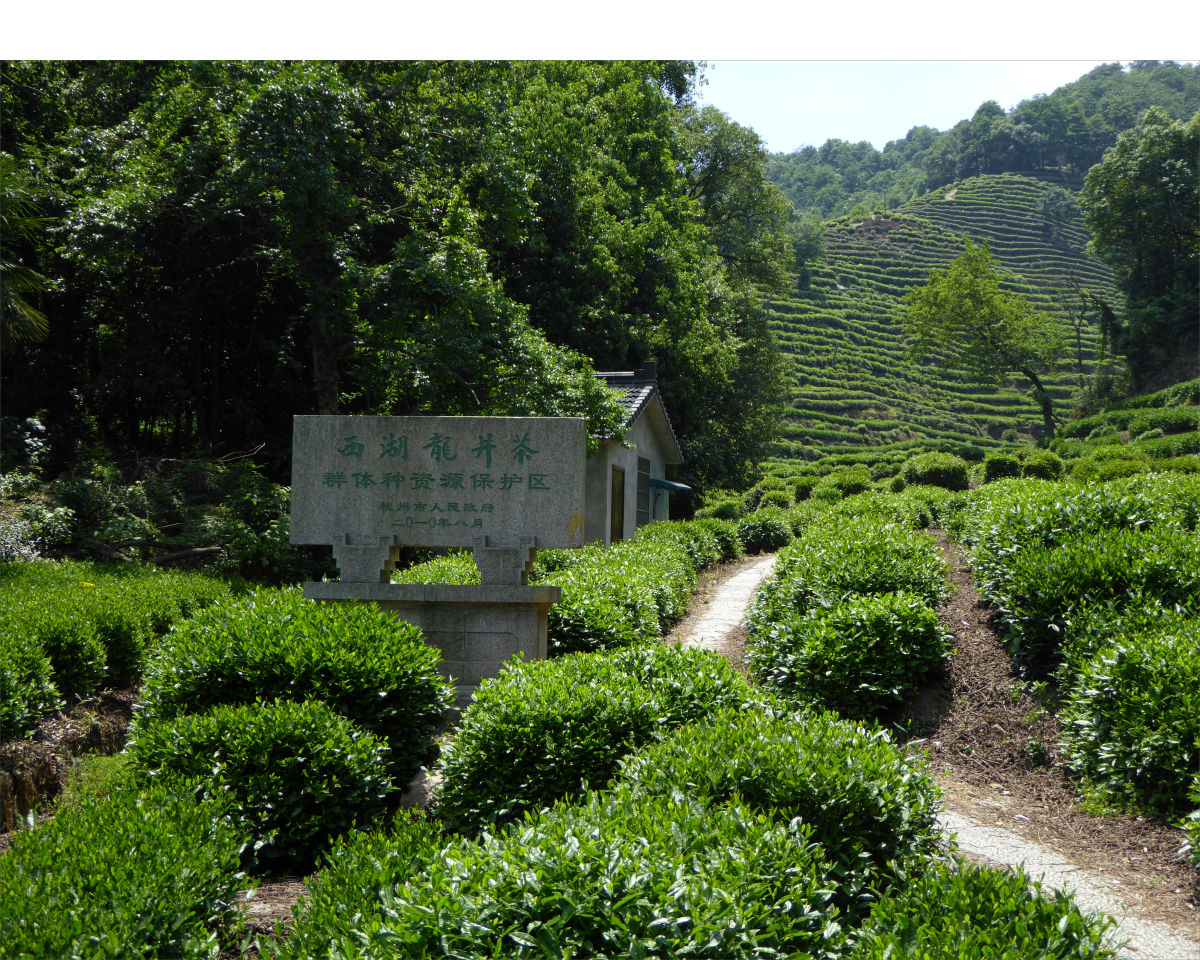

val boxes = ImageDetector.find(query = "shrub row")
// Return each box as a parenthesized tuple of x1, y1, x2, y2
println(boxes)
(431, 644, 764, 835)
(746, 503, 951, 720)
(0, 560, 230, 736)
(949, 473, 1200, 821)
(396, 518, 743, 655)
(271, 708, 1112, 960)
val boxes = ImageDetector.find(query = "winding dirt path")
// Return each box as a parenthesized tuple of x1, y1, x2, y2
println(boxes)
(676, 537, 1200, 958)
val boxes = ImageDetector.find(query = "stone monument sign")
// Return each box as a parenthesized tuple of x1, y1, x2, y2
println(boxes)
(290, 415, 586, 710)
(292, 415, 586, 584)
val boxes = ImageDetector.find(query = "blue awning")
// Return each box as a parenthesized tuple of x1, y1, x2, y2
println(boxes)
(649, 478, 691, 493)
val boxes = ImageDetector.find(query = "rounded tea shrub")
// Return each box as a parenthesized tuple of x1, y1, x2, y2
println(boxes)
(793, 475, 819, 502)
(275, 791, 840, 960)
(128, 698, 396, 871)
(737, 508, 793, 554)
(433, 644, 764, 835)
(748, 591, 950, 720)
(1021, 449, 1064, 480)
(1061, 619, 1200, 817)
(900, 452, 969, 491)
(0, 782, 249, 960)
(845, 859, 1117, 960)
(136, 587, 452, 781)
(615, 707, 943, 896)
(983, 452, 1022, 483)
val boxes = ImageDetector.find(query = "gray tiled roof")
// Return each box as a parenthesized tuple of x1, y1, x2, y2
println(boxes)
(594, 362, 682, 461)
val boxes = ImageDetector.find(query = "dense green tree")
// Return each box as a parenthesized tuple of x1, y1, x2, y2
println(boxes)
(0, 153, 50, 355)
(897, 240, 1065, 436)
(1079, 107, 1200, 389)
(0, 59, 785, 490)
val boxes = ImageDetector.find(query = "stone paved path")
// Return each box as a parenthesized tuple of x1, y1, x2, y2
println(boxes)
(676, 552, 1200, 960)
(677, 552, 778, 651)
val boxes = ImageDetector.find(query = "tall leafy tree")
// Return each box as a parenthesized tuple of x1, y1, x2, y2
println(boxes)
(897, 240, 1065, 437)
(0, 153, 50, 355)
(1079, 106, 1200, 389)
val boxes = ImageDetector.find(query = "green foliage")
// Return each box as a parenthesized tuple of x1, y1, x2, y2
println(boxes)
(736, 508, 794, 554)
(0, 783, 250, 960)
(273, 790, 841, 960)
(901, 451, 970, 490)
(1081, 107, 1200, 389)
(128, 699, 396, 871)
(1022, 448, 1065, 479)
(0, 560, 231, 703)
(1061, 618, 1200, 817)
(55, 752, 136, 811)
(265, 809, 446, 960)
(0, 629, 60, 738)
(394, 522, 725, 656)
(615, 707, 943, 895)
(992, 526, 1200, 673)
(748, 511, 951, 635)
(694, 495, 742, 520)
(748, 592, 951, 720)
(792, 474, 820, 501)
(845, 859, 1117, 960)
(983, 451, 1022, 482)
(432, 644, 764, 835)
(686, 517, 744, 562)
(135, 587, 451, 781)
(897, 240, 1064, 437)
(2, 60, 787, 492)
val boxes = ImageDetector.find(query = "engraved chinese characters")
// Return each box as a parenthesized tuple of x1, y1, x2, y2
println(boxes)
(290, 416, 587, 551)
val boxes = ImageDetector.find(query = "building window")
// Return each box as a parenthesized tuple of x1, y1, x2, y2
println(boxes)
(636, 457, 650, 527)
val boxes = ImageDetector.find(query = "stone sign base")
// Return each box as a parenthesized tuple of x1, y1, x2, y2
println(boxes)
(303, 581, 561, 712)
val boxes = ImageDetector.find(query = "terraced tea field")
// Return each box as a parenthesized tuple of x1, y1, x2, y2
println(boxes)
(767, 173, 1120, 465)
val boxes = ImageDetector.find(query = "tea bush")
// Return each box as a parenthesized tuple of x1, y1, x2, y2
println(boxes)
(128, 699, 396, 871)
(845, 859, 1117, 960)
(900, 452, 969, 491)
(982, 452, 1022, 483)
(136, 587, 452, 781)
(687, 517, 743, 562)
(0, 631, 60, 738)
(992, 527, 1200, 673)
(393, 522, 719, 655)
(0, 783, 250, 960)
(793, 474, 820, 501)
(736, 508, 794, 554)
(615, 707, 943, 898)
(1061, 619, 1200, 817)
(272, 791, 841, 960)
(748, 513, 950, 635)
(1021, 449, 1064, 479)
(433, 644, 764, 835)
(0, 560, 232, 700)
(747, 592, 950, 720)
(265, 809, 446, 960)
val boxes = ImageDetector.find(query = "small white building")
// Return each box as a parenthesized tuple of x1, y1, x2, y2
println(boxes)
(584, 362, 688, 545)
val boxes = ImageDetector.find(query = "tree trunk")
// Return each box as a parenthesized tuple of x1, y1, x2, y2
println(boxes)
(1022, 367, 1056, 438)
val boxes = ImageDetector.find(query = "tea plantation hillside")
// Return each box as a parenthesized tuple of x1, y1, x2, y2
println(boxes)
(766, 174, 1120, 466)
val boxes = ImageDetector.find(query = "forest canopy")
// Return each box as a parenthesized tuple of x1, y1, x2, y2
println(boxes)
(766, 61, 1200, 220)
(1, 60, 791, 489)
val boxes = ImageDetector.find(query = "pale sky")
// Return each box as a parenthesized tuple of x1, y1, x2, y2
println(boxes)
(695, 61, 1121, 154)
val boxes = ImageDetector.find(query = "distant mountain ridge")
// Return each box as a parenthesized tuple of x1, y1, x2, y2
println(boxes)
(766, 61, 1200, 221)
(765, 173, 1119, 465)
